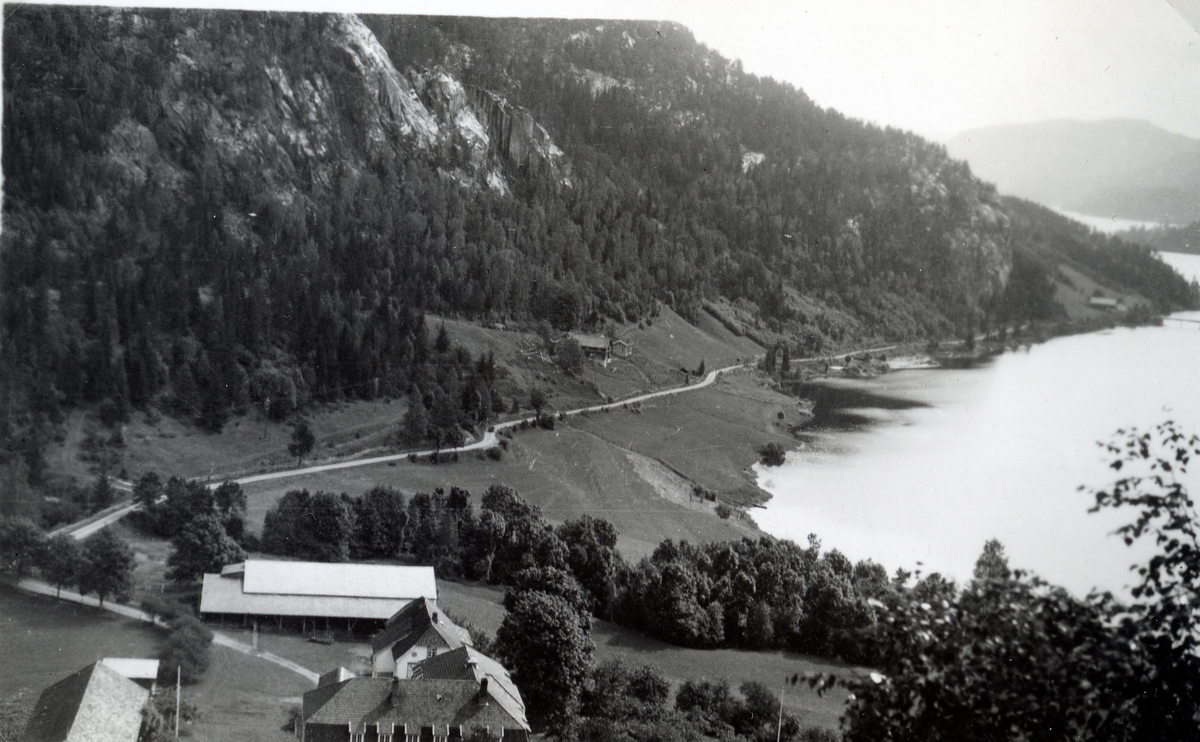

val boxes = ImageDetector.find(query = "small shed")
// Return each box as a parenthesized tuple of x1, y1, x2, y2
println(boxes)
(100, 658, 160, 694)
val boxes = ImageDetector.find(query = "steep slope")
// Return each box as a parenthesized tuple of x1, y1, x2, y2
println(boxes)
(948, 119, 1200, 224)
(2, 8, 1195, 505)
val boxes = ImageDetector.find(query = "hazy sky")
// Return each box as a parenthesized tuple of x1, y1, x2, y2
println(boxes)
(34, 0, 1200, 141)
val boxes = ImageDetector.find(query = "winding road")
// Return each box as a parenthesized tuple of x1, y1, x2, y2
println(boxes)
(64, 362, 747, 539)
(65, 344, 905, 541)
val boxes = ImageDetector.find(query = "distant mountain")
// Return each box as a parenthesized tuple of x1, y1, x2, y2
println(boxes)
(947, 119, 1200, 224)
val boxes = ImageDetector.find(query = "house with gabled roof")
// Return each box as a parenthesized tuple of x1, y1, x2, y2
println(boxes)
(23, 662, 149, 742)
(369, 597, 472, 678)
(298, 673, 530, 742)
(411, 647, 525, 726)
(199, 560, 438, 632)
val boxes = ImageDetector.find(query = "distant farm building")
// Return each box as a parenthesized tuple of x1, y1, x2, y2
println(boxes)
(370, 597, 473, 678)
(569, 332, 611, 362)
(23, 662, 149, 742)
(199, 560, 438, 632)
(611, 338, 633, 357)
(1089, 296, 1125, 311)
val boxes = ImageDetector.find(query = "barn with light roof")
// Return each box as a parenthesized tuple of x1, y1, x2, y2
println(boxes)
(200, 560, 438, 632)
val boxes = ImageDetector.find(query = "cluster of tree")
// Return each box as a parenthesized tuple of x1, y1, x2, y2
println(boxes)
(758, 442, 788, 466)
(138, 690, 200, 742)
(612, 536, 883, 663)
(0, 518, 135, 606)
(262, 481, 889, 667)
(259, 484, 590, 585)
(1117, 219, 1200, 257)
(495, 568, 595, 732)
(398, 340, 508, 450)
(575, 658, 837, 742)
(822, 423, 1200, 741)
(130, 473, 247, 583)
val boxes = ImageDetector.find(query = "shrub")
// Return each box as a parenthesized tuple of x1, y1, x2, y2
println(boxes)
(159, 614, 213, 685)
(715, 503, 733, 520)
(758, 443, 787, 466)
(487, 447, 504, 461)
(141, 595, 189, 623)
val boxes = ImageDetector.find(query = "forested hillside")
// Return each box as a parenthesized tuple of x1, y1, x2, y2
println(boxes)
(2, 7, 1194, 498)
(1117, 221, 1200, 256)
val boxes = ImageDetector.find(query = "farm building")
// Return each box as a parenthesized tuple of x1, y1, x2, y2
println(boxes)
(1089, 295, 1125, 310)
(199, 560, 438, 632)
(23, 662, 149, 742)
(298, 668, 529, 742)
(569, 332, 611, 361)
(370, 597, 472, 678)
(412, 646, 525, 723)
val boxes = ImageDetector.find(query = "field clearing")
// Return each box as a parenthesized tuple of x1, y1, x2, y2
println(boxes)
(239, 411, 762, 559)
(185, 644, 312, 742)
(234, 370, 807, 558)
(1054, 262, 1152, 321)
(0, 583, 162, 699)
(435, 580, 850, 732)
(572, 371, 810, 506)
(0, 583, 314, 742)
(213, 625, 370, 677)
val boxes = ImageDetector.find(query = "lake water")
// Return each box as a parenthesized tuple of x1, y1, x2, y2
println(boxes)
(756, 252, 1200, 597)
(1052, 208, 1176, 235)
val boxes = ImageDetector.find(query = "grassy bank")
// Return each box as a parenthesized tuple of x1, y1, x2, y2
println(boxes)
(0, 583, 310, 742)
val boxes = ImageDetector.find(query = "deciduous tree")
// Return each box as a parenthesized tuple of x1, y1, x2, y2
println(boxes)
(0, 516, 45, 578)
(79, 528, 135, 607)
(166, 513, 246, 583)
(495, 589, 594, 732)
(37, 533, 81, 597)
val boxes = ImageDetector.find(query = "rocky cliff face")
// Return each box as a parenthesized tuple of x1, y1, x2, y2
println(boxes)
(139, 12, 565, 210)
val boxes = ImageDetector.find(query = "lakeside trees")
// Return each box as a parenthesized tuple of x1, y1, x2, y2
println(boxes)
(825, 423, 1200, 741)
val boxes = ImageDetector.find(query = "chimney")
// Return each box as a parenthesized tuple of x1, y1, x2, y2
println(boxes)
(480, 678, 489, 695)
(432, 612, 439, 624)
(390, 678, 403, 707)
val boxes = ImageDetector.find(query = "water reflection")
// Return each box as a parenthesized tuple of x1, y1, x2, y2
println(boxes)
(757, 252, 1200, 598)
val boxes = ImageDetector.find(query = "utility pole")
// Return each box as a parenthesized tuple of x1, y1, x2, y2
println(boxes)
(175, 666, 181, 739)
(776, 677, 785, 742)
